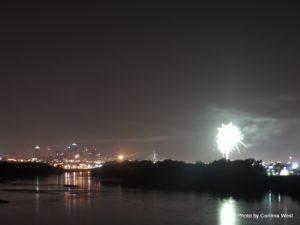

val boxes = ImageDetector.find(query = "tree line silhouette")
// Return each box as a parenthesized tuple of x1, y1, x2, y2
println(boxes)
(0, 161, 63, 179)
(92, 159, 300, 195)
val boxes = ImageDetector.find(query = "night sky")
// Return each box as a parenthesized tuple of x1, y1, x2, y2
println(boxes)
(1, 1, 300, 161)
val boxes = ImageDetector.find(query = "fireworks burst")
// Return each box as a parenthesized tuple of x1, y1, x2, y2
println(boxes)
(216, 122, 246, 160)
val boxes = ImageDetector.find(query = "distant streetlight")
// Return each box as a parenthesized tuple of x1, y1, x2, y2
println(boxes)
(117, 154, 124, 161)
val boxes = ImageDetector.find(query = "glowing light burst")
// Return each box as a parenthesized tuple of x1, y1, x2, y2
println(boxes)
(118, 155, 124, 161)
(216, 122, 246, 160)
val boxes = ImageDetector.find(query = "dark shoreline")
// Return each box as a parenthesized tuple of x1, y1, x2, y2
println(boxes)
(0, 162, 63, 179)
(91, 159, 300, 196)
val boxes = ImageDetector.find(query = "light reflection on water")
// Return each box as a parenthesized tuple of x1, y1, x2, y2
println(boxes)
(62, 172, 100, 211)
(219, 198, 237, 225)
(0, 172, 300, 225)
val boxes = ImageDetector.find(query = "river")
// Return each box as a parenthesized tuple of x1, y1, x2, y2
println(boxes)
(0, 172, 299, 225)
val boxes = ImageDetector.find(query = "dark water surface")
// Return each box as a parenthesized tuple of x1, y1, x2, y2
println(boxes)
(0, 172, 300, 225)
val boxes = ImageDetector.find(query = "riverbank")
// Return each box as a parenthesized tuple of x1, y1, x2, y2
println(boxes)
(91, 159, 300, 195)
(0, 162, 63, 179)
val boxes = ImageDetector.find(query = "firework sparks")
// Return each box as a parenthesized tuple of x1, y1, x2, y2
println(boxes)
(216, 122, 246, 160)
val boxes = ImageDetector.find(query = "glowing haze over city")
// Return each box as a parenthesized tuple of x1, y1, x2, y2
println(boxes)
(1, 2, 300, 163)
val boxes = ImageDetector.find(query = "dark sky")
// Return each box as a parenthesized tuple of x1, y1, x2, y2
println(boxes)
(1, 1, 300, 161)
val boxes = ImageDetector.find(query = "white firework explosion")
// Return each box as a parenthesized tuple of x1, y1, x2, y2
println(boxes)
(216, 122, 246, 160)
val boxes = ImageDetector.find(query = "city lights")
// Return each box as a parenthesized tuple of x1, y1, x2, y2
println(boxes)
(292, 162, 299, 170)
(280, 167, 289, 176)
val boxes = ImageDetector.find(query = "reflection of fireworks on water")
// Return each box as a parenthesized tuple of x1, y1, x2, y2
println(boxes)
(216, 122, 246, 160)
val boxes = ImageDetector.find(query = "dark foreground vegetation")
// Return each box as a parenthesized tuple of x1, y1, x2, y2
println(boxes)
(91, 159, 300, 195)
(0, 162, 63, 179)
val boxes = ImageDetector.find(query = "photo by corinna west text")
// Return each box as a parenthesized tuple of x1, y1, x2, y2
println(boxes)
(238, 213, 294, 220)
